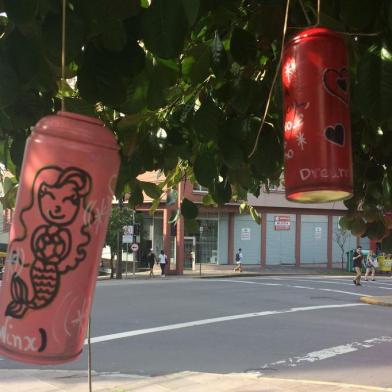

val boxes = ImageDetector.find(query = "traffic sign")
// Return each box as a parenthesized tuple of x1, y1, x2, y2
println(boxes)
(131, 243, 139, 252)
(122, 235, 133, 243)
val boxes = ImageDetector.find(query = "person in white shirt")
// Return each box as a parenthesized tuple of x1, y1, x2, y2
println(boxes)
(158, 250, 167, 276)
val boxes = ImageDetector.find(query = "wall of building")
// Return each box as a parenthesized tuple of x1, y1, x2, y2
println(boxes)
(300, 215, 328, 263)
(266, 214, 296, 265)
(218, 212, 228, 264)
(234, 214, 261, 264)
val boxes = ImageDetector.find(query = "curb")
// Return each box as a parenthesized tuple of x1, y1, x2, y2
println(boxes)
(360, 296, 392, 306)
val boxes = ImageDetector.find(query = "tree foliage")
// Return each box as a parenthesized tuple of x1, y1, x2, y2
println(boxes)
(0, 0, 392, 240)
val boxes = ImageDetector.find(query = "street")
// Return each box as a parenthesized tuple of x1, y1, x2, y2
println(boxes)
(1, 275, 392, 389)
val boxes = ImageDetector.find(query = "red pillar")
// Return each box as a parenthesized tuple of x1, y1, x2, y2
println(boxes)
(295, 213, 301, 266)
(175, 182, 184, 275)
(228, 212, 234, 265)
(163, 207, 171, 273)
(327, 215, 333, 269)
(261, 212, 267, 268)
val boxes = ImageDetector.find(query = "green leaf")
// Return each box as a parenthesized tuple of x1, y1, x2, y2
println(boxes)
(169, 208, 181, 224)
(356, 45, 392, 121)
(230, 27, 257, 65)
(230, 79, 267, 115)
(3, 176, 17, 195)
(0, 59, 20, 109)
(202, 193, 216, 206)
(0, 182, 18, 209)
(182, 0, 200, 27)
(63, 98, 96, 117)
(4, 0, 38, 25)
(42, 10, 86, 65)
(193, 98, 223, 140)
(101, 20, 127, 52)
(340, 0, 382, 30)
(194, 151, 218, 187)
(182, 44, 211, 85)
(119, 72, 149, 114)
(128, 182, 144, 207)
(140, 181, 162, 199)
(141, 0, 188, 59)
(211, 31, 228, 77)
(181, 197, 198, 219)
(249, 206, 261, 225)
(210, 179, 232, 206)
(147, 58, 178, 110)
(9, 131, 26, 178)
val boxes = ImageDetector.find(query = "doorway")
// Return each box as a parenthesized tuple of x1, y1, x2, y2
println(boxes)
(184, 236, 196, 270)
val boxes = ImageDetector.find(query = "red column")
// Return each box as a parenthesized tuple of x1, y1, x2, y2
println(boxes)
(327, 215, 333, 269)
(261, 212, 267, 268)
(176, 182, 184, 275)
(228, 212, 234, 264)
(295, 213, 301, 266)
(163, 207, 171, 273)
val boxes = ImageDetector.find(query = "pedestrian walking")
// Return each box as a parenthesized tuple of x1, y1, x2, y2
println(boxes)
(147, 248, 157, 277)
(365, 251, 378, 281)
(352, 245, 364, 286)
(158, 250, 167, 276)
(234, 248, 243, 272)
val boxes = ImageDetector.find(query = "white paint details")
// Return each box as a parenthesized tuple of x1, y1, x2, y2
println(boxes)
(86, 303, 366, 345)
(270, 277, 392, 291)
(218, 279, 370, 297)
(260, 336, 392, 370)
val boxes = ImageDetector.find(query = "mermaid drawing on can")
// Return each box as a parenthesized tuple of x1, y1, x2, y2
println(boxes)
(5, 166, 95, 319)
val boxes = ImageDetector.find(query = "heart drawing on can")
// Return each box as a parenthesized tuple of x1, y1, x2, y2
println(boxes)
(322, 68, 349, 105)
(324, 124, 345, 146)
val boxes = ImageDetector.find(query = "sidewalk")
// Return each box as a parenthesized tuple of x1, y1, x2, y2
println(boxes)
(360, 295, 392, 306)
(99, 265, 353, 281)
(1, 369, 391, 392)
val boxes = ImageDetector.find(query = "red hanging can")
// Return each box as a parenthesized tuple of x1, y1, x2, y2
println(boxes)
(0, 112, 120, 364)
(282, 27, 353, 202)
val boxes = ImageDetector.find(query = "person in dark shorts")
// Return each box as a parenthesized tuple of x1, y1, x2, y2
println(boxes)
(146, 249, 157, 277)
(352, 246, 363, 286)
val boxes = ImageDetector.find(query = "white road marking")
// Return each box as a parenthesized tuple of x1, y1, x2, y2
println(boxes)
(86, 303, 366, 345)
(259, 336, 392, 370)
(216, 279, 369, 297)
(271, 276, 392, 290)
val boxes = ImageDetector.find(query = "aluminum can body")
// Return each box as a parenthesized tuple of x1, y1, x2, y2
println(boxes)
(0, 112, 120, 364)
(282, 27, 353, 203)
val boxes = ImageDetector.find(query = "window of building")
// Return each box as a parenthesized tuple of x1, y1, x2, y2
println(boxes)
(193, 183, 208, 193)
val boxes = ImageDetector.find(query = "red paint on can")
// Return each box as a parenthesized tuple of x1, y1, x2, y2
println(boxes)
(282, 27, 353, 203)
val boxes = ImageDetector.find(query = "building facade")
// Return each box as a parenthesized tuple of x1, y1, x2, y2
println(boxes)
(136, 175, 371, 275)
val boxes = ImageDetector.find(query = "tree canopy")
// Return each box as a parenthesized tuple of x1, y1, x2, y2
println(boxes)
(0, 0, 392, 240)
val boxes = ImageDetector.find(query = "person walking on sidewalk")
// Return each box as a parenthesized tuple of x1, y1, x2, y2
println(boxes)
(234, 248, 243, 272)
(147, 249, 157, 277)
(352, 246, 364, 286)
(365, 251, 377, 281)
(158, 250, 167, 277)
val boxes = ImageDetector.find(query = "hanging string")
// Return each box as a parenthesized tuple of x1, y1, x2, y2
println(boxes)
(88, 316, 92, 392)
(298, 0, 311, 26)
(61, 0, 67, 112)
(248, 0, 291, 159)
(316, 0, 321, 26)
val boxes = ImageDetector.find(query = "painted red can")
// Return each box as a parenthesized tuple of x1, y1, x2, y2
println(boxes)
(282, 27, 353, 203)
(0, 112, 120, 364)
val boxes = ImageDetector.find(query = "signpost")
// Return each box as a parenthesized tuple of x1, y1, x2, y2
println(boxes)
(241, 228, 251, 240)
(274, 216, 291, 231)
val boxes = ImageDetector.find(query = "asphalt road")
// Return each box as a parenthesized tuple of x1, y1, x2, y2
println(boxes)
(1, 275, 392, 388)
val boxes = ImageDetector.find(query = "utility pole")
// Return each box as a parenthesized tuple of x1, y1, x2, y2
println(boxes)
(116, 197, 124, 279)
